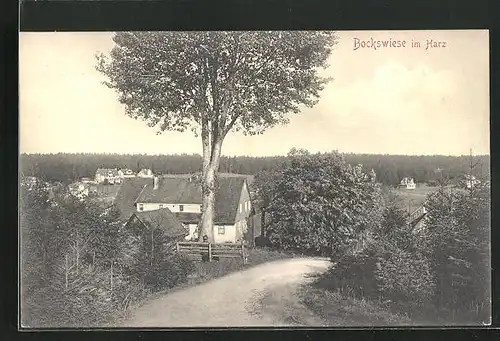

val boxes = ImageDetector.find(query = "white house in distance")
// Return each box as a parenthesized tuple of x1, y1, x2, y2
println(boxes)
(137, 168, 154, 178)
(118, 168, 136, 178)
(130, 174, 253, 243)
(399, 177, 416, 190)
(95, 168, 121, 185)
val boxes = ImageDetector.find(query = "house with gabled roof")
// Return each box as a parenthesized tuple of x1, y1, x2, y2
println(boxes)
(125, 208, 189, 241)
(399, 177, 416, 190)
(113, 177, 154, 220)
(118, 168, 136, 179)
(113, 173, 253, 243)
(137, 168, 154, 178)
(95, 168, 121, 185)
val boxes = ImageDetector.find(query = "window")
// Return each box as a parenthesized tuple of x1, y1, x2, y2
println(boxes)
(179, 205, 184, 212)
(138, 203, 144, 211)
(218, 226, 225, 235)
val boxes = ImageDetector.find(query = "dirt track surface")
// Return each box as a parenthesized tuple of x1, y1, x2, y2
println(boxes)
(121, 257, 330, 327)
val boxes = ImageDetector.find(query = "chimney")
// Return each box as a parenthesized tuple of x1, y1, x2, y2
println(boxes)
(153, 175, 160, 190)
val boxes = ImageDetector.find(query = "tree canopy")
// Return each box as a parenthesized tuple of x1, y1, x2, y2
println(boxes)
(96, 31, 337, 138)
(254, 150, 382, 257)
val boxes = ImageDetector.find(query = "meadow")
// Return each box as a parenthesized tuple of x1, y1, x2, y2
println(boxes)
(392, 184, 440, 213)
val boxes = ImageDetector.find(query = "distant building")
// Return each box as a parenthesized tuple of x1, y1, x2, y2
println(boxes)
(81, 177, 92, 183)
(95, 168, 121, 185)
(118, 168, 136, 178)
(137, 168, 154, 178)
(399, 177, 416, 190)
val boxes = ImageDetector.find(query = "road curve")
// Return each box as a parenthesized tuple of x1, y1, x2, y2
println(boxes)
(121, 257, 330, 327)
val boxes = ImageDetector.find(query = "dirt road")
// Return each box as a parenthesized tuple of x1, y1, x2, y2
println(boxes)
(121, 257, 330, 327)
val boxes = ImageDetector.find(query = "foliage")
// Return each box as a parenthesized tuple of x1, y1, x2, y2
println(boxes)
(95, 31, 336, 137)
(20, 183, 194, 327)
(375, 246, 435, 306)
(419, 184, 490, 322)
(307, 180, 490, 324)
(123, 220, 195, 291)
(255, 150, 382, 257)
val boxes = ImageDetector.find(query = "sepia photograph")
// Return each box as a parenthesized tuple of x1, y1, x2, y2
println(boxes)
(19, 30, 491, 328)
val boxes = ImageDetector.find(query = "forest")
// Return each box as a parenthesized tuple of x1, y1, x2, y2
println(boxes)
(19, 152, 489, 186)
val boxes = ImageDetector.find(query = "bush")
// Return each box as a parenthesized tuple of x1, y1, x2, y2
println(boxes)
(375, 247, 435, 306)
(318, 246, 380, 300)
(143, 253, 195, 292)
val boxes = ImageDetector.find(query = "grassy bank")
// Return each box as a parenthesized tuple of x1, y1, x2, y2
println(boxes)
(298, 268, 474, 327)
(299, 284, 412, 326)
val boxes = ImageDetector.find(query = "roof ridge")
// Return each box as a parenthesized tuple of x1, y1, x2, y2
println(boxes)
(134, 184, 148, 204)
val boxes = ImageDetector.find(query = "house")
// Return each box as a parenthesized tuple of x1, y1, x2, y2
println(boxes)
(118, 168, 136, 178)
(113, 177, 154, 220)
(137, 168, 154, 178)
(81, 177, 93, 183)
(95, 168, 121, 185)
(399, 177, 416, 190)
(129, 174, 253, 244)
(125, 208, 188, 241)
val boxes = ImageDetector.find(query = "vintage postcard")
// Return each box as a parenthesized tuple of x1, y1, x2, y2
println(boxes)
(19, 30, 490, 328)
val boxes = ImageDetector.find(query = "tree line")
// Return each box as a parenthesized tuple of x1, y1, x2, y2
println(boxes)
(20, 152, 489, 186)
(253, 150, 490, 324)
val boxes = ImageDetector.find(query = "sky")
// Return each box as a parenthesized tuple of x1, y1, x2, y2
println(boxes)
(19, 30, 490, 157)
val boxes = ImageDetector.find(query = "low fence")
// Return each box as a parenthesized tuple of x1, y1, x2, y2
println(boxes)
(176, 242, 248, 264)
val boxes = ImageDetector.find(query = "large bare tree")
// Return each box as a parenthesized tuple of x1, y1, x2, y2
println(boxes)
(96, 31, 337, 242)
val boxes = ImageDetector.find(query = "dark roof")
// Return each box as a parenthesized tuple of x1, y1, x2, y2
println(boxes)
(174, 212, 202, 224)
(136, 174, 248, 224)
(113, 177, 153, 220)
(96, 168, 119, 176)
(132, 208, 187, 238)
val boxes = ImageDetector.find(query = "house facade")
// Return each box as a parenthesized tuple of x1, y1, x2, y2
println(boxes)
(118, 168, 136, 178)
(95, 168, 121, 184)
(399, 177, 416, 190)
(132, 174, 253, 243)
(137, 168, 154, 178)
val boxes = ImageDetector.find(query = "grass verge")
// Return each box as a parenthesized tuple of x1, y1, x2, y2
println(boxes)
(298, 284, 412, 326)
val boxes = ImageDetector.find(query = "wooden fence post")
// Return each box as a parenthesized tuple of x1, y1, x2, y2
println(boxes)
(208, 243, 212, 262)
(176, 242, 180, 252)
(242, 243, 247, 264)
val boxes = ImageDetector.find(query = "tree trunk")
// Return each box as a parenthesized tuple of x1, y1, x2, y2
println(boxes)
(198, 134, 223, 243)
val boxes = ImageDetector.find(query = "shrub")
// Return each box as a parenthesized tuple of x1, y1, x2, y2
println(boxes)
(143, 253, 195, 292)
(255, 150, 383, 258)
(375, 247, 435, 306)
(319, 245, 380, 300)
